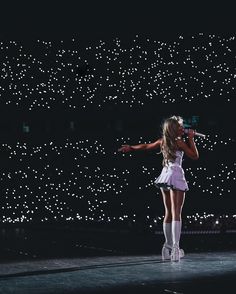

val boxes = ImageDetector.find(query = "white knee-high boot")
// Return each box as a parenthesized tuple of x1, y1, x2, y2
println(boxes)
(172, 220, 182, 247)
(163, 222, 172, 248)
(171, 220, 182, 261)
(162, 222, 172, 260)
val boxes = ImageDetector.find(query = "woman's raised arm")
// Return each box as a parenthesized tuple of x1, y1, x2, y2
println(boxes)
(176, 130, 199, 160)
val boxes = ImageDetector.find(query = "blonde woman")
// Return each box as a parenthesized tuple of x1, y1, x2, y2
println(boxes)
(118, 116, 199, 262)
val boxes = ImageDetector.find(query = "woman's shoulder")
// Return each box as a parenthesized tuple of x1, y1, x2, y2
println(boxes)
(176, 138, 185, 146)
(175, 139, 186, 152)
(176, 149, 184, 154)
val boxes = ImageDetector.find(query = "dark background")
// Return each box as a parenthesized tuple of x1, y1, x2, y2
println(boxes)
(0, 1, 235, 228)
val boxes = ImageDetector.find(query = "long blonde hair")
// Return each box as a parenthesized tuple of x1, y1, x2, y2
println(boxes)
(160, 115, 183, 166)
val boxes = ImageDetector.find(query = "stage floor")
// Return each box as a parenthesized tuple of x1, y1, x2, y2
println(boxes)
(0, 251, 236, 294)
(1, 226, 236, 293)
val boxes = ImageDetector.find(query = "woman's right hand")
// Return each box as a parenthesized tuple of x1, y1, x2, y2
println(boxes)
(187, 129, 196, 139)
(118, 145, 133, 153)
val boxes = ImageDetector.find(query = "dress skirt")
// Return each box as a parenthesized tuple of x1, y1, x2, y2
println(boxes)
(154, 164, 189, 192)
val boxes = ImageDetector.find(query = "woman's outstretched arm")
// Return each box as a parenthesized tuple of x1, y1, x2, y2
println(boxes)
(118, 138, 162, 153)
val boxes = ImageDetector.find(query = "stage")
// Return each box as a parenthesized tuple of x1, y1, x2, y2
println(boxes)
(0, 226, 236, 293)
(0, 252, 236, 293)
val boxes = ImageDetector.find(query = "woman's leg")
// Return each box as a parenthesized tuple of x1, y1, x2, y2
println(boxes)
(161, 188, 172, 223)
(160, 189, 172, 258)
(170, 189, 185, 261)
(170, 189, 185, 222)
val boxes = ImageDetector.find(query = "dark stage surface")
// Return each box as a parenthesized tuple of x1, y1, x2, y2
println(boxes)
(1, 252, 236, 294)
(0, 226, 236, 293)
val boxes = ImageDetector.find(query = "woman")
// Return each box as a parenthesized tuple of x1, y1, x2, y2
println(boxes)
(118, 115, 199, 262)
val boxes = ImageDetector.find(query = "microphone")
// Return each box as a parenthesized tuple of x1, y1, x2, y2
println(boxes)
(184, 129, 206, 138)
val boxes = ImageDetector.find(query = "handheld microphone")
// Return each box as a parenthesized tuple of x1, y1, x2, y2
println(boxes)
(184, 129, 206, 138)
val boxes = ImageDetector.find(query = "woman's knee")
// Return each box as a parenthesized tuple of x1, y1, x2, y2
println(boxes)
(172, 215, 181, 221)
(164, 211, 172, 222)
(171, 207, 182, 216)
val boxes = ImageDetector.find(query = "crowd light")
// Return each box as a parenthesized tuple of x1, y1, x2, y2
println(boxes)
(0, 33, 235, 110)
